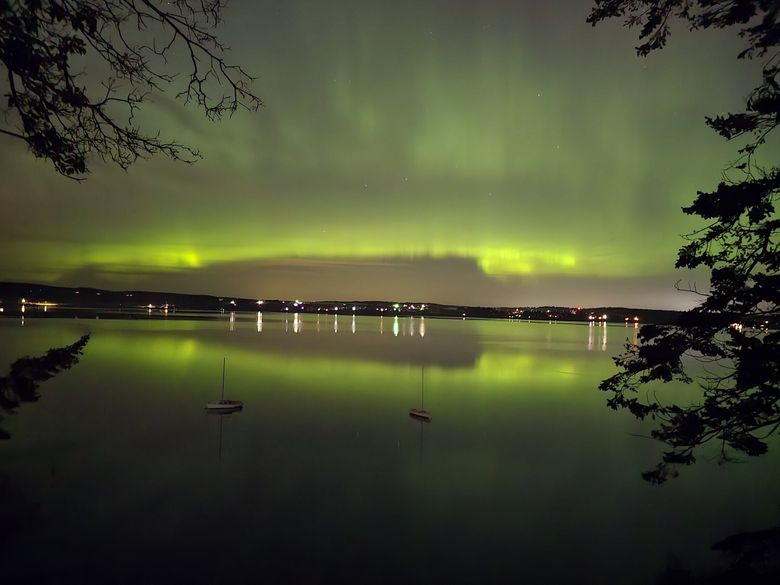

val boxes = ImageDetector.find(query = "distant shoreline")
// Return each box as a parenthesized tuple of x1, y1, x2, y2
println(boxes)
(0, 281, 685, 325)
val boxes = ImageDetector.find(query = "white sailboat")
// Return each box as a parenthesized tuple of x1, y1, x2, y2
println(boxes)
(206, 357, 244, 411)
(409, 367, 431, 422)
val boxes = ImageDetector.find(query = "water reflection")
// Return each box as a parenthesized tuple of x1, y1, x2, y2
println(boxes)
(0, 317, 777, 585)
(0, 473, 39, 549)
(208, 409, 241, 462)
(586, 321, 610, 351)
(412, 416, 427, 458)
(0, 334, 91, 439)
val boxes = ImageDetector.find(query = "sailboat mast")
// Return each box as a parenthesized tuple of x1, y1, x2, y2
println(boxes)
(221, 357, 226, 401)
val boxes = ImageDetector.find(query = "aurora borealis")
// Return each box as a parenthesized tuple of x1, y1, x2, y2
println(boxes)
(0, 0, 768, 308)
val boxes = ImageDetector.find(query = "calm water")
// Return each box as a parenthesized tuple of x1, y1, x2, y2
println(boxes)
(1, 314, 778, 584)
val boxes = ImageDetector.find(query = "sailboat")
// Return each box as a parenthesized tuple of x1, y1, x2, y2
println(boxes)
(206, 357, 244, 411)
(409, 367, 431, 422)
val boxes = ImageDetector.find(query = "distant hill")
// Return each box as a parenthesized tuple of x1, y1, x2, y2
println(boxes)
(0, 281, 685, 324)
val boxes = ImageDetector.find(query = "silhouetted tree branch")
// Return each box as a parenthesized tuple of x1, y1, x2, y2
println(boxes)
(0, 333, 90, 438)
(589, 1, 779, 484)
(0, 1, 260, 178)
(655, 525, 780, 583)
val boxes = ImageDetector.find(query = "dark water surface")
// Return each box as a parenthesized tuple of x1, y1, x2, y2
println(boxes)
(1, 314, 778, 584)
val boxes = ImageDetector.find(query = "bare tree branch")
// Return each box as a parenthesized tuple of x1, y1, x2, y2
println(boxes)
(0, 0, 261, 178)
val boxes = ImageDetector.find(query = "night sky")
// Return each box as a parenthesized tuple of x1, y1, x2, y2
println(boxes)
(0, 0, 767, 308)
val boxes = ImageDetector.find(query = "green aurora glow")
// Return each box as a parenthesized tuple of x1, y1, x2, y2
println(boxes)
(0, 0, 773, 307)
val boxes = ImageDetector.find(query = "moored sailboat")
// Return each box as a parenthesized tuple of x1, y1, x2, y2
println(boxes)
(206, 357, 244, 412)
(409, 367, 431, 422)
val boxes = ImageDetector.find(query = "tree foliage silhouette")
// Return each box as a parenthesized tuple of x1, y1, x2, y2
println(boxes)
(0, 0, 260, 178)
(0, 334, 90, 439)
(589, 1, 779, 484)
